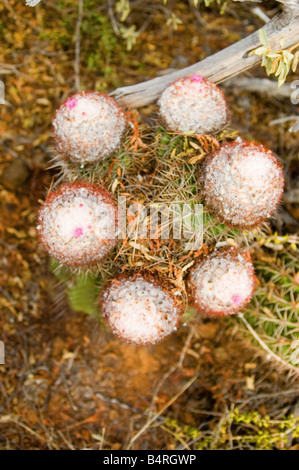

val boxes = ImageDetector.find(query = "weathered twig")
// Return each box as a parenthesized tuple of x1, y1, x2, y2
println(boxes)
(126, 375, 197, 450)
(283, 189, 299, 204)
(111, 7, 299, 108)
(223, 77, 292, 98)
(270, 115, 299, 132)
(74, 0, 83, 93)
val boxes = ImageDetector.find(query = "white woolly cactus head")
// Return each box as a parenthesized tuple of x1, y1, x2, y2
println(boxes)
(37, 182, 118, 267)
(187, 247, 255, 317)
(100, 272, 183, 345)
(53, 91, 127, 164)
(158, 75, 228, 134)
(202, 140, 285, 229)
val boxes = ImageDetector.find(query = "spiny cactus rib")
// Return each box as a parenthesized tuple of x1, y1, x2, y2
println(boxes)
(37, 182, 118, 268)
(53, 91, 127, 164)
(237, 246, 299, 374)
(158, 75, 229, 134)
(100, 272, 183, 345)
(202, 140, 285, 229)
(187, 247, 256, 317)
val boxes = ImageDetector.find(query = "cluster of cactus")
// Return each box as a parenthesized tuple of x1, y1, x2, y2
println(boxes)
(39, 77, 287, 347)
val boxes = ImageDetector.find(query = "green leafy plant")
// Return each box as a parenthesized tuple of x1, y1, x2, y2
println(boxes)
(119, 25, 139, 51)
(114, 0, 229, 50)
(202, 0, 228, 12)
(166, 12, 183, 31)
(251, 29, 299, 87)
(115, 0, 131, 22)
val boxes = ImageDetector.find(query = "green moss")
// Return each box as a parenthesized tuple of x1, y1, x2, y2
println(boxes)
(163, 409, 299, 450)
(38, 0, 121, 82)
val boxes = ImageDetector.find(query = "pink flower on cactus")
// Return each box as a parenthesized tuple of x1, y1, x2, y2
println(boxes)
(65, 98, 78, 109)
(232, 294, 243, 306)
(190, 75, 204, 82)
(73, 227, 84, 238)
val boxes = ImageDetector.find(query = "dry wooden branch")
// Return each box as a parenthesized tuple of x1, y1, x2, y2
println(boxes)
(111, 6, 299, 108)
(283, 189, 299, 204)
(74, 0, 83, 93)
(222, 77, 292, 98)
